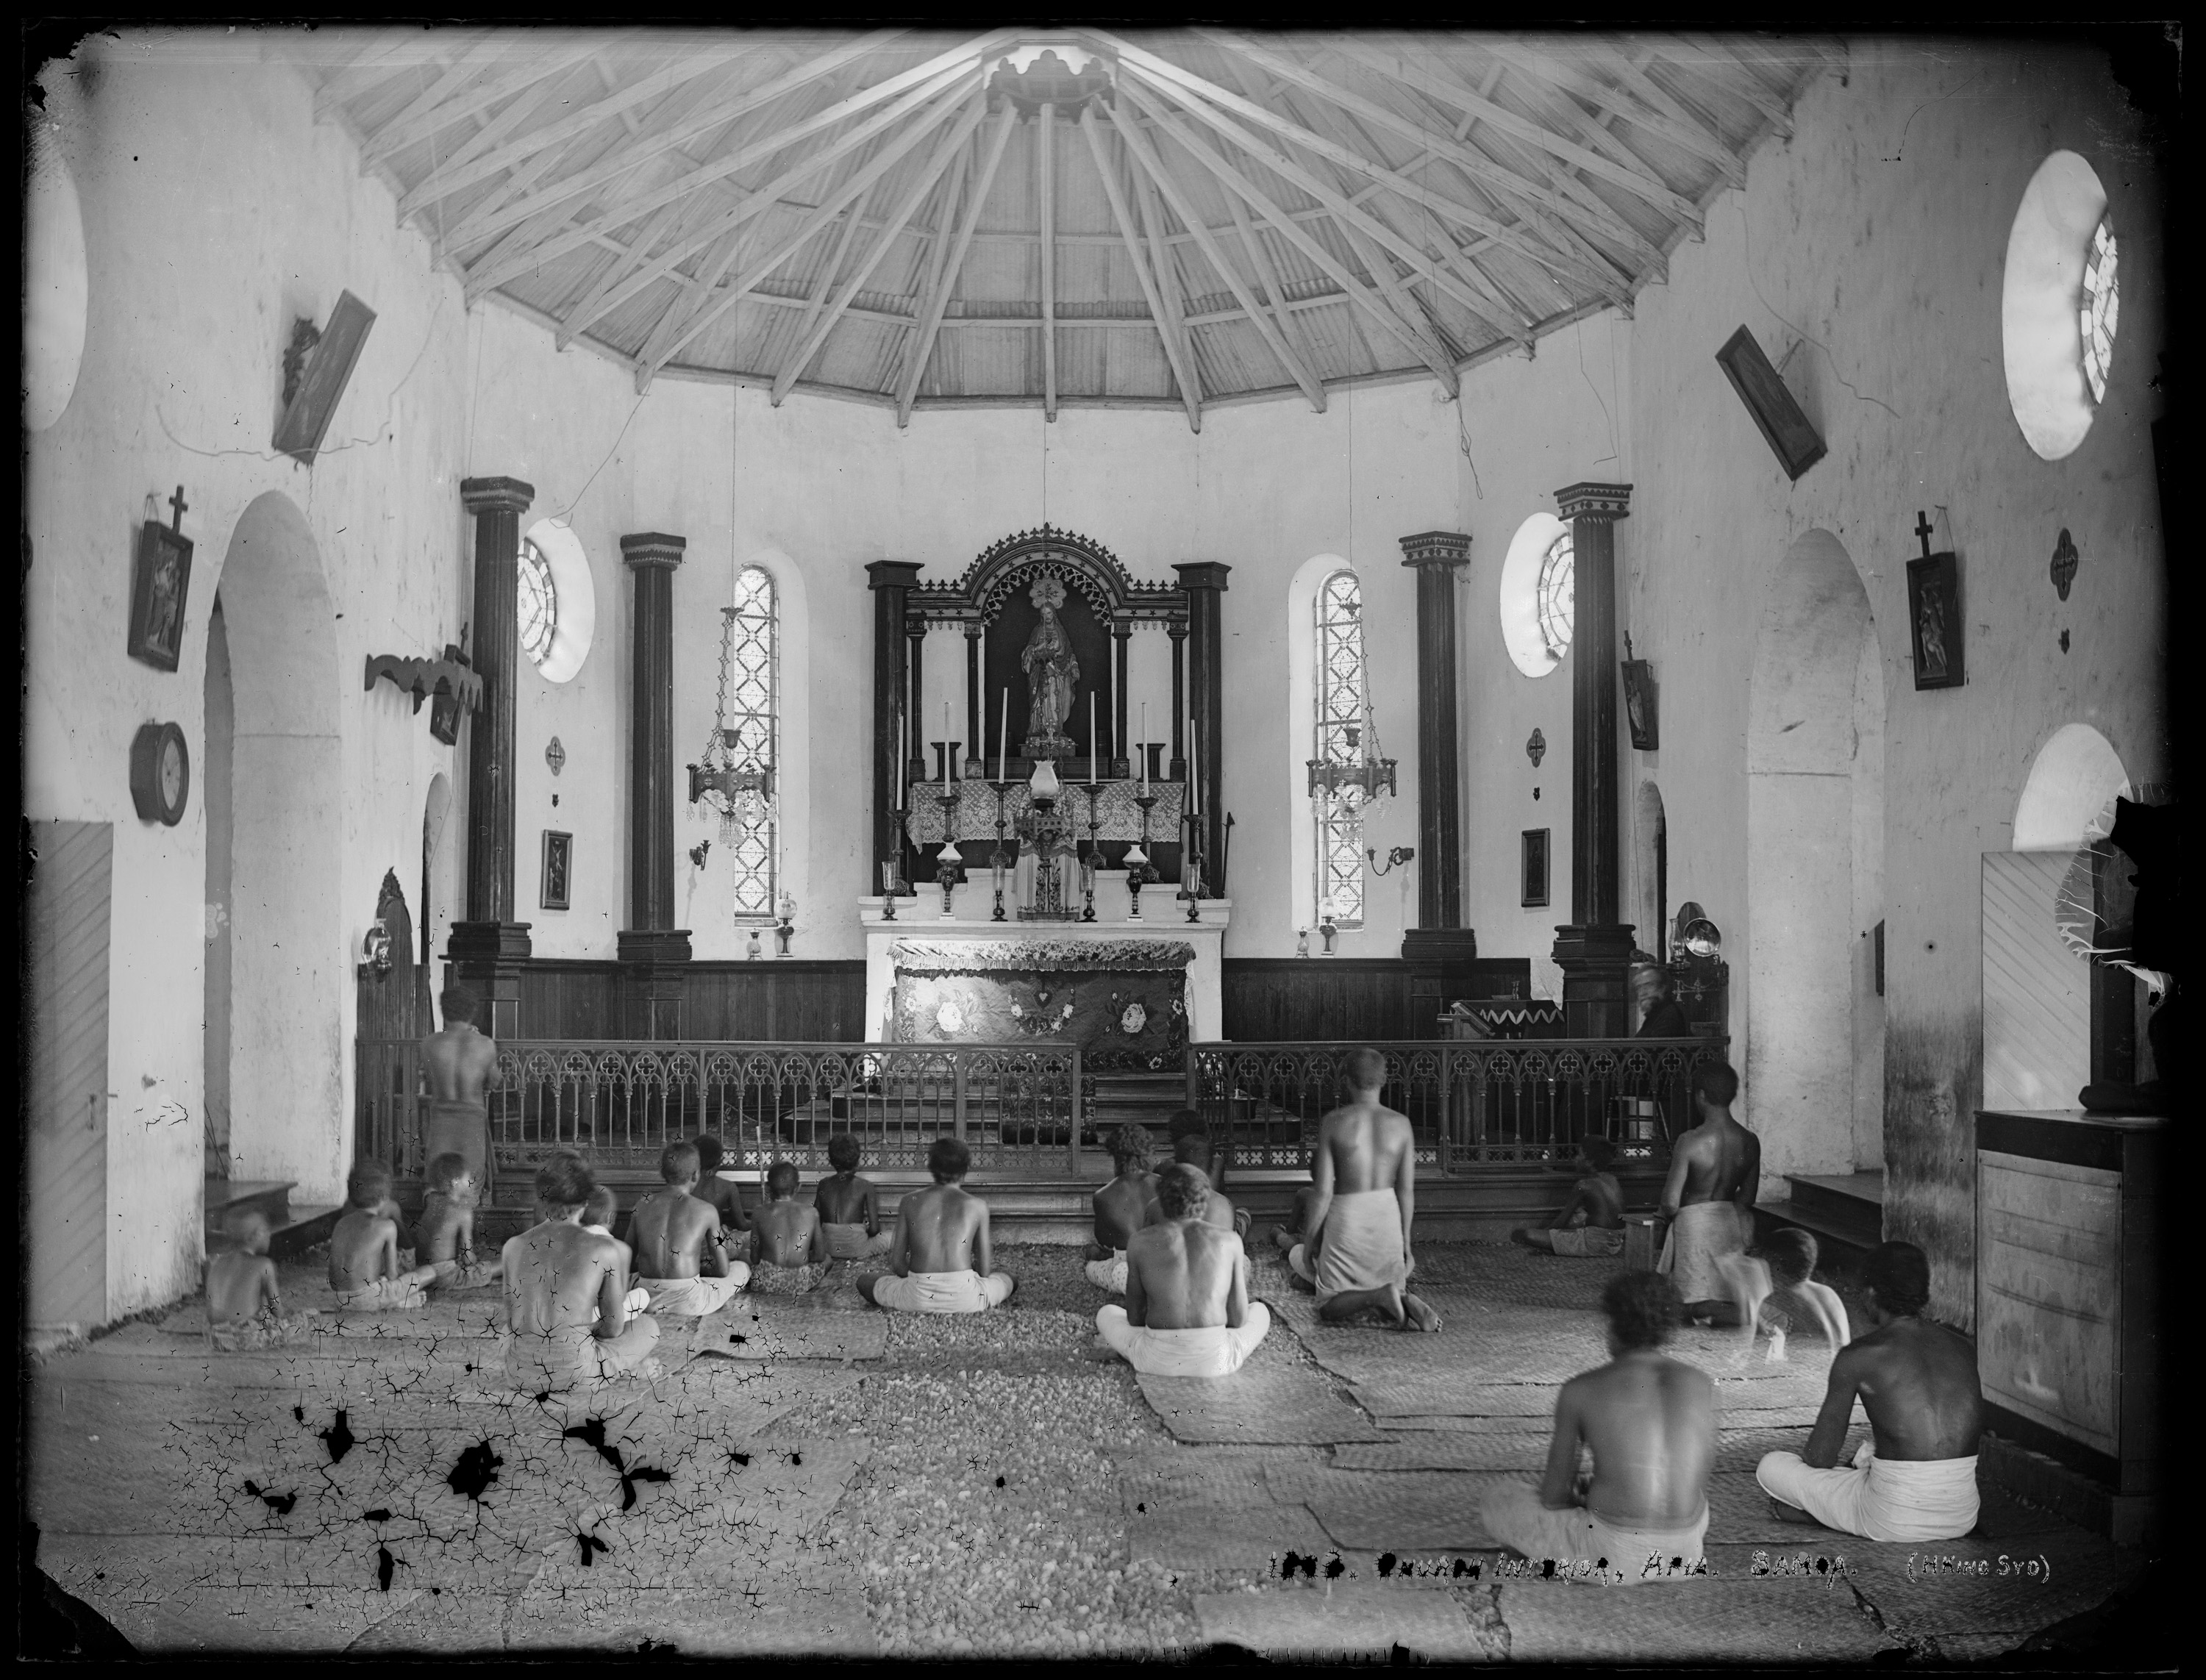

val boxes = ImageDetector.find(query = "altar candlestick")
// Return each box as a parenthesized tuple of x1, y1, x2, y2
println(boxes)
(998, 690, 1010, 782)
(1189, 711, 1199, 816)
(1141, 702, 1149, 793)
(1089, 693, 1098, 786)
(942, 701, 951, 790)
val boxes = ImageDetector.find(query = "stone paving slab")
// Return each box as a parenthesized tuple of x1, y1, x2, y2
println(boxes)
(1371, 1413, 1555, 1432)
(1335, 1436, 1557, 1472)
(1353, 1380, 1563, 1418)
(1129, 1505, 1338, 1571)
(1495, 1574, 1904, 1661)
(1274, 1468, 1509, 1552)
(1138, 1368, 1388, 1445)
(1193, 1581, 1490, 1660)
(1116, 1447, 1302, 1514)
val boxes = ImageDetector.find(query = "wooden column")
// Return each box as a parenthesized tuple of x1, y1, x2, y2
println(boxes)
(1113, 623, 1132, 776)
(1167, 623, 1188, 778)
(963, 623, 983, 778)
(1396, 530, 1480, 1018)
(1174, 562, 1229, 895)
(448, 476, 533, 1038)
(1551, 482, 1635, 1037)
(906, 621, 927, 790)
(867, 561, 923, 898)
(616, 533, 689, 1036)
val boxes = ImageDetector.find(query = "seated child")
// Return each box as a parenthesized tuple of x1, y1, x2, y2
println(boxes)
(749, 1161, 831, 1295)
(814, 1133, 895, 1260)
(582, 1184, 652, 1318)
(630, 1140, 749, 1315)
(1513, 1137, 1627, 1257)
(329, 1160, 438, 1311)
(1171, 1127, 1251, 1239)
(1085, 1124, 1160, 1293)
(1272, 1154, 1321, 1256)
(1718, 1228, 1851, 1362)
(692, 1132, 752, 1240)
(415, 1152, 503, 1291)
(205, 1207, 316, 1350)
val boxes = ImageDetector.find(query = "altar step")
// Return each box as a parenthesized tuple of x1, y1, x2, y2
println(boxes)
(1088, 1072, 1190, 1132)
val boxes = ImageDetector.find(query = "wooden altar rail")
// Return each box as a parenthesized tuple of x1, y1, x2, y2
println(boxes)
(1185, 1037, 1728, 1173)
(357, 1039, 1085, 1186)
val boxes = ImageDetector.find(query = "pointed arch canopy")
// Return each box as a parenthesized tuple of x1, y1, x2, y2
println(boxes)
(910, 524, 1189, 631)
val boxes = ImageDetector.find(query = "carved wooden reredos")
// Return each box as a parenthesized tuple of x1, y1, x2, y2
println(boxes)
(909, 526, 1189, 631)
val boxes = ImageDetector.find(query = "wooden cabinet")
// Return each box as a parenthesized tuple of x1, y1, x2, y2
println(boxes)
(1974, 1109, 2163, 1501)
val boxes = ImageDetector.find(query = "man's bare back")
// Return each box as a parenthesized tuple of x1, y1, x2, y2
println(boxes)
(1093, 1170, 1157, 1249)
(1310, 1097, 1416, 1251)
(1547, 1354, 1716, 1530)
(815, 1171, 877, 1230)
(1125, 1216, 1246, 1331)
(503, 1221, 631, 1339)
(1663, 1113, 1759, 1215)
(424, 1021, 499, 1102)
(1807, 1317, 1981, 1465)
(752, 1198, 826, 1268)
(892, 1181, 990, 1276)
(630, 1186, 726, 1280)
(329, 1206, 407, 1291)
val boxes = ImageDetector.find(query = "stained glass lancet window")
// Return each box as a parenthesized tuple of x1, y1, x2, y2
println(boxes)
(1315, 569, 1368, 929)
(517, 536, 557, 668)
(1536, 528, 1575, 665)
(2080, 215, 2118, 405)
(724, 565, 779, 919)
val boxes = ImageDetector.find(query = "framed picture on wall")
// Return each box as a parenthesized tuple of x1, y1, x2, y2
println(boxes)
(541, 829, 572, 912)
(1906, 550, 1965, 690)
(127, 518, 194, 671)
(1521, 829, 1550, 907)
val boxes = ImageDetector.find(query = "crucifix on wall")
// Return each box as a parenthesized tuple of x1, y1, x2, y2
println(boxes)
(1906, 510, 1964, 691)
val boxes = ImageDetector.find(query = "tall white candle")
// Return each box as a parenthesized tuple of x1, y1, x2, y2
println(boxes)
(1141, 701, 1149, 793)
(1189, 711, 1199, 816)
(1107, 641, 1116, 772)
(942, 700, 951, 790)
(998, 690, 1010, 782)
(898, 706, 907, 807)
(1089, 693, 1098, 786)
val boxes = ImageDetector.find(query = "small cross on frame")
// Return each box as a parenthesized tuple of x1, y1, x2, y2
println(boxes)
(1914, 510, 1935, 560)
(168, 485, 190, 535)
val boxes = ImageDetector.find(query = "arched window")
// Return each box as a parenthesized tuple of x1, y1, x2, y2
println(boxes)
(724, 565, 779, 919)
(1314, 570, 1368, 929)
(517, 536, 557, 667)
(1535, 528, 1575, 663)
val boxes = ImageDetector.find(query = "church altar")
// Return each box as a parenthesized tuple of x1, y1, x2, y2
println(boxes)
(860, 897, 1229, 1057)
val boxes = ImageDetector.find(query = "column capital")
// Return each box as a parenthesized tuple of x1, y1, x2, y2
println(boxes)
(865, 560, 925, 590)
(460, 476, 536, 516)
(1555, 482, 1633, 523)
(1173, 561, 1232, 593)
(1399, 529, 1472, 570)
(620, 532, 687, 570)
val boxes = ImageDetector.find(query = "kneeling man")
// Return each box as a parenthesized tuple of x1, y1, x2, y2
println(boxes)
(1757, 1242, 1980, 1542)
(1096, 1164, 1270, 1377)
(1288, 1048, 1441, 1332)
(501, 1156, 661, 1390)
(631, 1141, 749, 1316)
(1480, 1273, 1714, 1583)
(860, 1137, 1015, 1312)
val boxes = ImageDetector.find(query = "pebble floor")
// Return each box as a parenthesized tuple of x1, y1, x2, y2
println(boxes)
(24, 1241, 2152, 1660)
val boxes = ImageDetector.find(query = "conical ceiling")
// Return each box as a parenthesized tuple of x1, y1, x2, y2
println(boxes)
(288, 28, 1830, 427)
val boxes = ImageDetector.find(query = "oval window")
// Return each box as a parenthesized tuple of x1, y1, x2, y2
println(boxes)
(24, 126, 88, 433)
(520, 520, 596, 683)
(1499, 512, 1571, 678)
(2002, 151, 2118, 461)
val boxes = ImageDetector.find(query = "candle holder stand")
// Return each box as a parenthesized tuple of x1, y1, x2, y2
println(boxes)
(1079, 784, 1102, 922)
(988, 780, 1014, 922)
(1127, 793, 1157, 921)
(934, 784, 963, 920)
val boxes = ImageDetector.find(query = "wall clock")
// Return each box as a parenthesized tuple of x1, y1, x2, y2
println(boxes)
(129, 721, 190, 825)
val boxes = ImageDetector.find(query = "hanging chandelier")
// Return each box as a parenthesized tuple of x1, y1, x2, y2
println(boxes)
(1307, 708, 1397, 802)
(688, 604, 776, 837)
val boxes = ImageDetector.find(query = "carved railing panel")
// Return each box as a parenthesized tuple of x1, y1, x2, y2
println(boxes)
(357, 1039, 1084, 1183)
(1185, 1037, 1727, 1172)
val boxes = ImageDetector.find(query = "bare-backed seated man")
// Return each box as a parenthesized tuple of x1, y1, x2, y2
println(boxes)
(815, 1132, 895, 1261)
(1514, 1136, 1627, 1257)
(861, 1137, 1015, 1313)
(1288, 1048, 1442, 1332)
(1169, 1124, 1252, 1240)
(690, 1133, 752, 1241)
(749, 1160, 830, 1295)
(1085, 1125, 1160, 1294)
(631, 1141, 749, 1315)
(1660, 1061, 1759, 1325)
(1757, 1241, 1981, 1542)
(501, 1155, 661, 1390)
(1480, 1272, 1715, 1584)
(422, 984, 499, 1202)
(329, 1160, 437, 1312)
(1096, 1163, 1271, 1377)
(206, 1208, 315, 1350)
(414, 1151, 502, 1291)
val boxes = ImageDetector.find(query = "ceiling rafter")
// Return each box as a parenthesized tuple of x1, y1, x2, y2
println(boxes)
(407, 60, 596, 231)
(306, 33, 468, 121)
(1654, 33, 1797, 135)
(1473, 36, 1744, 187)
(357, 34, 517, 165)
(1224, 190, 1320, 386)
(1078, 106, 1204, 432)
(771, 96, 985, 404)
(365, 34, 629, 168)
(896, 99, 1018, 426)
(1038, 101, 1058, 423)
(1127, 124, 1208, 415)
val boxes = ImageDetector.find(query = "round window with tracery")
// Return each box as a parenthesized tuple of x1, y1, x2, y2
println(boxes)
(517, 536, 557, 668)
(2080, 214, 2118, 405)
(1536, 529, 1574, 662)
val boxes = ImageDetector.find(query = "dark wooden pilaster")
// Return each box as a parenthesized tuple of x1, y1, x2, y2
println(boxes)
(449, 476, 535, 1037)
(1551, 482, 1635, 1037)
(964, 623, 983, 777)
(615, 532, 689, 1037)
(905, 621, 927, 790)
(1399, 530, 1471, 931)
(1168, 623, 1187, 779)
(1174, 562, 1229, 896)
(867, 562, 924, 896)
(1113, 623, 1131, 776)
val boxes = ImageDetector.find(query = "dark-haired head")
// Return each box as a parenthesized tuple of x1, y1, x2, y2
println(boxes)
(347, 1159, 393, 1209)
(1692, 1061, 1740, 1108)
(426, 1151, 471, 1197)
(1166, 1108, 1207, 1140)
(1172, 1131, 1214, 1170)
(1864, 1242, 1930, 1318)
(1110, 1124, 1154, 1173)
(1579, 1136, 1617, 1170)
(827, 1133, 860, 1172)
(767, 1160, 800, 1199)
(583, 1185, 618, 1229)
(439, 984, 479, 1027)
(692, 1134, 724, 1174)
(537, 1154, 596, 1215)
(1154, 1163, 1211, 1221)
(1344, 1047, 1386, 1093)
(929, 1136, 971, 1183)
(1602, 1271, 1682, 1351)
(660, 1141, 701, 1185)
(1760, 1228, 1819, 1290)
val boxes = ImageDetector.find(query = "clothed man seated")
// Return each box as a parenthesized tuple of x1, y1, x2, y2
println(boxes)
(414, 1151, 502, 1291)
(1659, 1061, 1759, 1325)
(631, 1140, 749, 1315)
(814, 1132, 896, 1261)
(1757, 1242, 1981, 1542)
(205, 1208, 315, 1350)
(860, 1137, 1015, 1313)
(1480, 1272, 1715, 1583)
(1288, 1047, 1442, 1332)
(1716, 1228, 1850, 1362)
(1085, 1124, 1160, 1294)
(1096, 1163, 1271, 1377)
(501, 1155, 661, 1390)
(1514, 1136, 1627, 1257)
(329, 1160, 437, 1312)
(749, 1160, 831, 1295)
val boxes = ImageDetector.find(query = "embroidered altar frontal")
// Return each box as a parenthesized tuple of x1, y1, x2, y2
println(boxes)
(890, 938, 1194, 1073)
